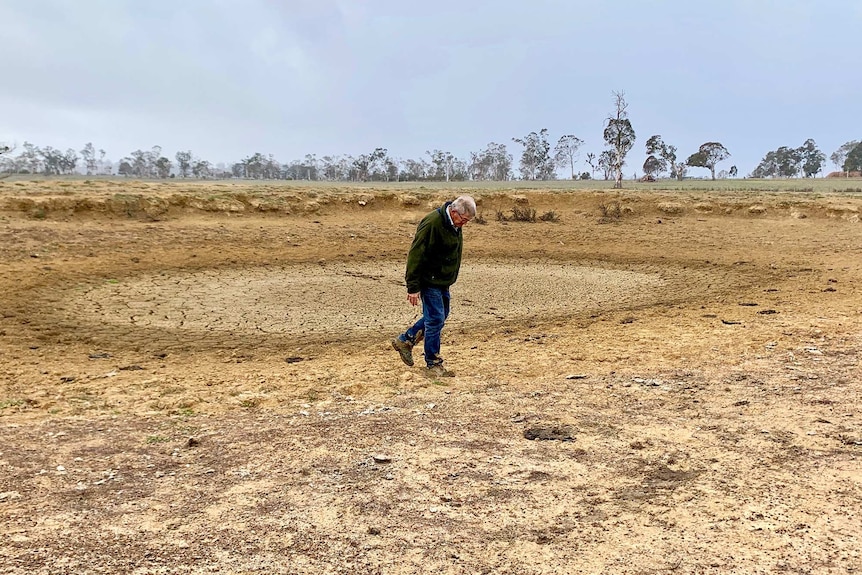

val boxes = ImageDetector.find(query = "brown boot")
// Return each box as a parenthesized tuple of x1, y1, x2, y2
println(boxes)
(425, 364, 455, 378)
(391, 338, 414, 366)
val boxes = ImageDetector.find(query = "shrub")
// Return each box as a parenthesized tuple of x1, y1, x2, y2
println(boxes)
(599, 201, 622, 220)
(539, 210, 560, 222)
(510, 205, 536, 222)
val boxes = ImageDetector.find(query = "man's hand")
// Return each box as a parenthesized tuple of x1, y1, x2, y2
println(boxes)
(407, 292, 420, 306)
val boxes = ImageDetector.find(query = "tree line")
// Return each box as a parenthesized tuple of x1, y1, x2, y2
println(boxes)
(2, 93, 860, 184)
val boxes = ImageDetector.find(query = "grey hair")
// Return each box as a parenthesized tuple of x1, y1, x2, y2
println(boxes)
(451, 195, 476, 217)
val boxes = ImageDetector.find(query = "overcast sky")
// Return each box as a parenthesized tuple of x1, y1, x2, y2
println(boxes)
(1, 0, 859, 175)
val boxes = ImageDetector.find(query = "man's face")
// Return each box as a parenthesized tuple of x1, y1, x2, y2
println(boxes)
(451, 209, 471, 228)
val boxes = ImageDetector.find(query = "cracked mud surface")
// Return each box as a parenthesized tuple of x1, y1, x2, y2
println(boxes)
(1, 181, 861, 574)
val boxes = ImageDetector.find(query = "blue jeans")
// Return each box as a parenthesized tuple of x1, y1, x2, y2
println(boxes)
(400, 286, 450, 367)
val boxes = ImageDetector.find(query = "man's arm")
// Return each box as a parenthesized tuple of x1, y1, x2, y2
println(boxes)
(405, 217, 432, 295)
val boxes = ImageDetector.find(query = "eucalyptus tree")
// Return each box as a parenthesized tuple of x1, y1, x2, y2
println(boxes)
(470, 142, 512, 181)
(427, 149, 457, 181)
(774, 146, 802, 178)
(401, 158, 429, 181)
(80, 143, 98, 175)
(320, 156, 341, 180)
(753, 140, 825, 178)
(686, 142, 730, 180)
(584, 152, 596, 179)
(798, 139, 826, 177)
(643, 135, 667, 178)
(154, 156, 172, 179)
(844, 142, 862, 173)
(352, 154, 370, 181)
(512, 129, 554, 180)
(175, 150, 192, 177)
(642, 155, 663, 179)
(644, 135, 679, 179)
(0, 144, 14, 178)
(191, 159, 211, 178)
(597, 150, 615, 180)
(603, 92, 636, 188)
(751, 151, 778, 178)
(20, 142, 43, 174)
(385, 157, 400, 182)
(554, 134, 584, 179)
(367, 148, 388, 180)
(830, 140, 859, 174)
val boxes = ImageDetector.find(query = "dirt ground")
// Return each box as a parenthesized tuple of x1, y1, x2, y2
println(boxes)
(1, 180, 861, 574)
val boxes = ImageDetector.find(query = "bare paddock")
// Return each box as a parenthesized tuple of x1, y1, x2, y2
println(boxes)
(1, 181, 861, 574)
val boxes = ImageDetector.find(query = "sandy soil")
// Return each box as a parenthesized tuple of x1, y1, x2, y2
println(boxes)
(1, 181, 861, 574)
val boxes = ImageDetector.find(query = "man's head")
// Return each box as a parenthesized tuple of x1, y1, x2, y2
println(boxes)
(450, 195, 476, 228)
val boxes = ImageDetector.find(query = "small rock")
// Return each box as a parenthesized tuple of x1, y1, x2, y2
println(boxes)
(524, 425, 575, 441)
(372, 454, 392, 464)
(368, 527, 381, 535)
(187, 437, 200, 448)
(565, 374, 588, 380)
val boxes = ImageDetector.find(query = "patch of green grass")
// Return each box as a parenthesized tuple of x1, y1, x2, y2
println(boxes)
(0, 399, 25, 409)
(240, 397, 262, 408)
(146, 435, 170, 444)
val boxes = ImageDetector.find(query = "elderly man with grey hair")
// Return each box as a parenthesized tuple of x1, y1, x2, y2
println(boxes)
(392, 195, 476, 378)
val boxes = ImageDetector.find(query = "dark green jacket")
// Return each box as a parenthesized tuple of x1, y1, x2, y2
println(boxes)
(405, 202, 463, 293)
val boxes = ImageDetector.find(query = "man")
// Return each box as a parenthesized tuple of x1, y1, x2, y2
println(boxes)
(392, 195, 476, 377)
